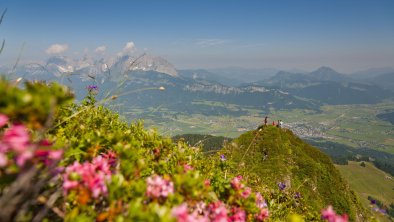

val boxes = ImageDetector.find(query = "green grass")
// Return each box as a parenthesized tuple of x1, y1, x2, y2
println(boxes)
(336, 161, 394, 221)
(336, 161, 394, 206)
(223, 126, 366, 220)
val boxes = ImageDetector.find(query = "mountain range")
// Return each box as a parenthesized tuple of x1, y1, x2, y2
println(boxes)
(255, 66, 393, 104)
(4, 54, 394, 116)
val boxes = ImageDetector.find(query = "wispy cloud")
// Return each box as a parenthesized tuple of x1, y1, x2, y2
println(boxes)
(45, 43, 69, 54)
(95, 45, 107, 54)
(195, 38, 231, 47)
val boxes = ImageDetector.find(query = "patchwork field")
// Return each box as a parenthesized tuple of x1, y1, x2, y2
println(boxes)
(131, 102, 394, 154)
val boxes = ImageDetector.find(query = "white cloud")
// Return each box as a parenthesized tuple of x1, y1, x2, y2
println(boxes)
(45, 43, 69, 54)
(123, 42, 135, 52)
(118, 41, 136, 56)
(195, 39, 230, 47)
(95, 45, 107, 54)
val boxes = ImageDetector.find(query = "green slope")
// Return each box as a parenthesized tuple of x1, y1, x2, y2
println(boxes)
(337, 161, 394, 221)
(172, 133, 232, 153)
(223, 125, 366, 221)
(337, 161, 394, 206)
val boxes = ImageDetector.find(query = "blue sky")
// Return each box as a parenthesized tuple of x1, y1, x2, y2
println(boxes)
(0, 0, 393, 72)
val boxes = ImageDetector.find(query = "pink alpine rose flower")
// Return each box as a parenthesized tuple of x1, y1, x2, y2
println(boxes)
(0, 114, 9, 127)
(63, 154, 114, 198)
(255, 208, 269, 221)
(0, 153, 8, 167)
(321, 206, 348, 222)
(206, 201, 228, 222)
(15, 149, 34, 167)
(241, 187, 251, 198)
(171, 203, 209, 222)
(172, 204, 189, 222)
(35, 149, 63, 166)
(102, 150, 117, 168)
(183, 163, 193, 172)
(229, 207, 246, 222)
(3, 124, 30, 153)
(230, 175, 244, 190)
(146, 175, 174, 199)
(255, 192, 267, 209)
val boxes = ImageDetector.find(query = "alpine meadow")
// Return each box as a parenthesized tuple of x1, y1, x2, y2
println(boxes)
(1, 1, 394, 221)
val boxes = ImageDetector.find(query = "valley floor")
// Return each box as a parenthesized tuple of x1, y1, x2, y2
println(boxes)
(136, 102, 394, 154)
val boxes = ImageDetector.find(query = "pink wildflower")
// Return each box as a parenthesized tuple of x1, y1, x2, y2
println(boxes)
(35, 149, 63, 166)
(321, 206, 348, 222)
(15, 149, 34, 167)
(255, 208, 269, 221)
(183, 163, 193, 172)
(230, 175, 244, 190)
(0, 143, 8, 153)
(0, 153, 8, 167)
(229, 207, 246, 222)
(195, 201, 206, 215)
(172, 204, 189, 222)
(63, 155, 113, 198)
(39, 139, 52, 147)
(102, 150, 117, 168)
(204, 179, 211, 187)
(321, 206, 337, 221)
(0, 114, 9, 127)
(207, 201, 228, 222)
(172, 203, 209, 222)
(146, 175, 174, 199)
(49, 150, 63, 160)
(255, 192, 267, 209)
(241, 187, 251, 198)
(92, 155, 111, 176)
(3, 124, 30, 153)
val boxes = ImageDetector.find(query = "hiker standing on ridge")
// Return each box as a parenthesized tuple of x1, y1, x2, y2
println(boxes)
(264, 116, 268, 126)
(279, 120, 283, 128)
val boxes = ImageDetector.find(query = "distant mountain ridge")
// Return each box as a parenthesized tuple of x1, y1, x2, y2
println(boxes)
(370, 72, 394, 92)
(7, 55, 394, 114)
(256, 66, 393, 105)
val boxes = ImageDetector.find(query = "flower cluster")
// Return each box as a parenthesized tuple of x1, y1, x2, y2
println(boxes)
(230, 175, 244, 190)
(171, 201, 229, 222)
(171, 203, 209, 222)
(321, 205, 348, 222)
(171, 175, 270, 222)
(0, 114, 63, 168)
(172, 198, 269, 222)
(63, 153, 114, 198)
(230, 175, 256, 200)
(145, 175, 174, 199)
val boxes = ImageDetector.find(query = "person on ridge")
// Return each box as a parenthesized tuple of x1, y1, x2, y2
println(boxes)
(264, 116, 268, 126)
(279, 120, 283, 128)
